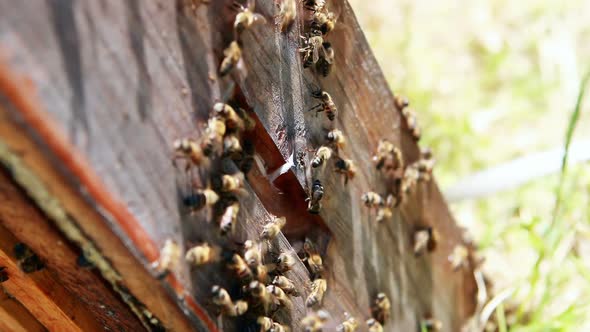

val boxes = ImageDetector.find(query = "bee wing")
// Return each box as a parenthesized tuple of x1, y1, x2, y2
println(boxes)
(252, 13, 267, 25)
(312, 46, 320, 64)
(320, 46, 333, 64)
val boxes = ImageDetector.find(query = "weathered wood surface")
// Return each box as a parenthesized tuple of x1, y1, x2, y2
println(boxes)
(0, 0, 476, 331)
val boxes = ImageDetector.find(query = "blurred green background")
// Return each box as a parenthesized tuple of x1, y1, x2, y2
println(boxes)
(349, 0, 590, 331)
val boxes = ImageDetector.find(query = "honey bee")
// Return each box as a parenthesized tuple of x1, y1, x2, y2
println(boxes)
(219, 41, 242, 77)
(309, 89, 337, 121)
(220, 202, 240, 236)
(267, 284, 292, 309)
(203, 116, 227, 153)
(213, 102, 245, 132)
(152, 239, 181, 279)
(306, 278, 327, 307)
(372, 292, 390, 324)
(234, 0, 267, 37)
(214, 173, 245, 194)
(302, 238, 323, 277)
(401, 108, 421, 141)
(185, 243, 219, 266)
(272, 275, 299, 296)
(223, 135, 243, 157)
(249, 280, 272, 313)
(271, 322, 289, 332)
(376, 205, 393, 223)
(416, 147, 435, 181)
(335, 158, 356, 183)
(233, 300, 249, 316)
(276, 252, 295, 273)
(326, 129, 346, 150)
(373, 139, 403, 172)
(244, 240, 262, 268)
(172, 138, 210, 171)
(421, 318, 442, 331)
(279, 0, 297, 32)
(366, 318, 383, 332)
(311, 9, 336, 36)
(307, 179, 324, 214)
(300, 33, 330, 69)
(228, 253, 254, 282)
(316, 41, 334, 77)
(401, 165, 419, 195)
(362, 191, 384, 208)
(183, 189, 219, 212)
(393, 94, 409, 111)
(448, 244, 469, 271)
(261, 216, 287, 240)
(302, 0, 326, 11)
(258, 316, 274, 332)
(337, 315, 358, 332)
(301, 310, 330, 332)
(311, 146, 333, 168)
(211, 285, 247, 316)
(413, 227, 438, 256)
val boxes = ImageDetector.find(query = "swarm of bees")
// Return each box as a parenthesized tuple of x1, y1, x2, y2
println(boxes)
(154, 0, 471, 330)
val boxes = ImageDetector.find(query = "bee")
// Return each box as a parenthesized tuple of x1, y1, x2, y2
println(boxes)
(302, 238, 323, 277)
(307, 179, 324, 214)
(309, 89, 337, 121)
(272, 275, 299, 296)
(448, 244, 469, 271)
(311, 9, 336, 36)
(306, 278, 327, 307)
(239, 139, 256, 174)
(267, 284, 292, 309)
(258, 316, 274, 332)
(223, 134, 243, 157)
(261, 216, 287, 240)
(152, 239, 181, 279)
(401, 166, 419, 195)
(372, 292, 390, 324)
(172, 138, 207, 171)
(228, 253, 254, 282)
(213, 102, 245, 132)
(373, 139, 403, 172)
(183, 189, 219, 212)
(211, 285, 247, 316)
(203, 116, 227, 153)
(311, 146, 333, 168)
(393, 94, 409, 111)
(362, 191, 384, 208)
(185, 243, 219, 266)
(401, 108, 421, 141)
(337, 315, 358, 332)
(421, 318, 443, 331)
(219, 41, 242, 77)
(279, 0, 297, 33)
(253, 263, 269, 283)
(220, 202, 239, 236)
(234, 0, 267, 37)
(302, 0, 326, 11)
(214, 173, 245, 194)
(416, 147, 435, 181)
(366, 318, 383, 332)
(335, 158, 356, 184)
(316, 41, 334, 77)
(244, 240, 262, 268)
(271, 322, 289, 332)
(413, 227, 438, 256)
(275, 252, 295, 273)
(376, 205, 393, 223)
(301, 310, 330, 332)
(249, 280, 272, 313)
(299, 33, 326, 68)
(326, 129, 346, 150)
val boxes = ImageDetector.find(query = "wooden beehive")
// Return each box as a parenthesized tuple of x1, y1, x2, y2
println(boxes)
(0, 0, 476, 331)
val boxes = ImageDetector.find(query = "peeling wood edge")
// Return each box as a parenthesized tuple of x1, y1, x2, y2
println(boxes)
(0, 54, 217, 331)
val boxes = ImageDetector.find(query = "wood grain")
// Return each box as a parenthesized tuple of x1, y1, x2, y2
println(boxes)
(0, 0, 476, 331)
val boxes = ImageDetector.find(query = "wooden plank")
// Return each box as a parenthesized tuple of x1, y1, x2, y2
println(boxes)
(0, 0, 477, 331)
(0, 169, 144, 331)
(0, 291, 46, 332)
